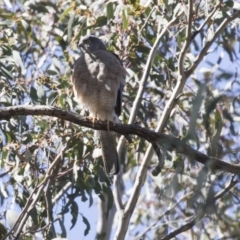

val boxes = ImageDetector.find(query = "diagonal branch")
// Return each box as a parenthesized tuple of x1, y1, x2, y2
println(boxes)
(128, 8, 184, 125)
(186, 10, 240, 78)
(160, 175, 239, 240)
(113, 8, 185, 239)
(2, 144, 67, 240)
(191, 1, 221, 40)
(134, 191, 194, 239)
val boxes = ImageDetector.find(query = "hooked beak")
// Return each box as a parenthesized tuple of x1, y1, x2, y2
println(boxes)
(79, 41, 84, 48)
(79, 42, 88, 53)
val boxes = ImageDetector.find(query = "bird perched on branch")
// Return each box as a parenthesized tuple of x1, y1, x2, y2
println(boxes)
(72, 35, 126, 176)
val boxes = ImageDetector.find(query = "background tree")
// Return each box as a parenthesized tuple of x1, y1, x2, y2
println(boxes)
(0, 0, 240, 239)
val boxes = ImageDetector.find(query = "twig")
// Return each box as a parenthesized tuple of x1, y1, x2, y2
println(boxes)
(52, 181, 73, 205)
(160, 212, 203, 240)
(14, 145, 66, 238)
(214, 175, 238, 200)
(133, 191, 193, 239)
(186, 10, 240, 79)
(191, 1, 222, 40)
(140, 6, 158, 33)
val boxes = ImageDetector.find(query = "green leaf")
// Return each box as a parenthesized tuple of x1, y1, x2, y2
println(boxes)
(59, 6, 74, 22)
(95, 16, 107, 27)
(94, 180, 102, 195)
(46, 70, 58, 75)
(86, 16, 107, 29)
(82, 215, 90, 236)
(206, 96, 222, 115)
(67, 13, 75, 41)
(47, 91, 58, 105)
(225, 0, 234, 7)
(87, 188, 93, 208)
(107, 2, 114, 20)
(136, 44, 150, 54)
(103, 184, 113, 212)
(70, 201, 78, 230)
(37, 85, 45, 98)
(20, 19, 29, 30)
(57, 80, 69, 89)
(59, 94, 67, 108)
(22, 132, 33, 144)
(58, 218, 67, 237)
(122, 9, 128, 29)
(29, 3, 49, 13)
(81, 193, 88, 202)
(30, 86, 39, 104)
(0, 222, 7, 239)
(12, 50, 25, 74)
(0, 63, 13, 79)
(187, 84, 206, 139)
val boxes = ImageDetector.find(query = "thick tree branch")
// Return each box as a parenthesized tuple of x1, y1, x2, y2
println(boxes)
(0, 105, 239, 175)
(114, 9, 185, 239)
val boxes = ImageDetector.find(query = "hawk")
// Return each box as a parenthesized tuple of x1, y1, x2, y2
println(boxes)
(72, 35, 126, 176)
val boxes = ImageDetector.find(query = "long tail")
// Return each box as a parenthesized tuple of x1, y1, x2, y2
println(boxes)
(99, 130, 119, 176)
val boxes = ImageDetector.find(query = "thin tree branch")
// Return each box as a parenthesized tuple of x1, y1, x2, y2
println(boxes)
(113, 136, 125, 211)
(178, 0, 193, 76)
(191, 1, 221, 40)
(15, 145, 66, 239)
(186, 10, 240, 78)
(128, 8, 184, 125)
(2, 144, 67, 240)
(160, 175, 239, 240)
(214, 175, 238, 200)
(140, 6, 158, 33)
(133, 191, 194, 240)
(52, 181, 73, 205)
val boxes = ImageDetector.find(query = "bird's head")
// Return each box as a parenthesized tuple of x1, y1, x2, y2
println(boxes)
(79, 35, 106, 52)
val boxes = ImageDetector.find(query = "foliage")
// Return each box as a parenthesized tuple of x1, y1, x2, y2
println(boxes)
(0, 0, 240, 239)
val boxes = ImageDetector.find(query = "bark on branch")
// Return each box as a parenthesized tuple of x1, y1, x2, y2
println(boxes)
(0, 105, 239, 175)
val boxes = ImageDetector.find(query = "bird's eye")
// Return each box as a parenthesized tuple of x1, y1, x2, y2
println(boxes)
(85, 39, 91, 44)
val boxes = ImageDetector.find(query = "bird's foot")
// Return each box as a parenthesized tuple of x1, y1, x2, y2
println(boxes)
(86, 116, 99, 127)
(106, 120, 116, 131)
